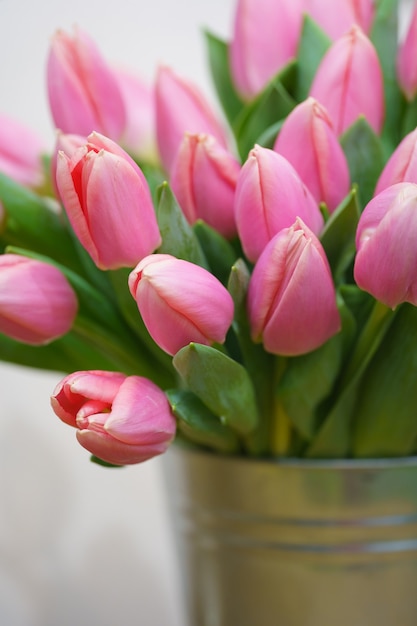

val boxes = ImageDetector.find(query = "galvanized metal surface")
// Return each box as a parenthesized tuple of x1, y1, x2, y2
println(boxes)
(163, 446, 417, 626)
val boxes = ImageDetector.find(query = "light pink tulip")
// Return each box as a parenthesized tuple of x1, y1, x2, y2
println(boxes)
(47, 27, 125, 140)
(170, 133, 240, 238)
(0, 114, 45, 187)
(354, 183, 417, 308)
(374, 128, 417, 196)
(310, 26, 384, 135)
(274, 97, 350, 212)
(129, 254, 234, 356)
(155, 66, 228, 173)
(56, 131, 161, 270)
(0, 254, 78, 345)
(304, 0, 374, 40)
(229, 0, 304, 99)
(397, 2, 417, 101)
(235, 145, 323, 262)
(248, 218, 340, 355)
(51, 370, 176, 465)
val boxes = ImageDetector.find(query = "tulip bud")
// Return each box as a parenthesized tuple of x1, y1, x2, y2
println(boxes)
(397, 2, 417, 101)
(247, 218, 340, 356)
(128, 254, 234, 356)
(51, 370, 176, 465)
(274, 97, 350, 212)
(0, 254, 78, 345)
(56, 131, 161, 270)
(0, 114, 45, 187)
(47, 27, 126, 140)
(374, 128, 417, 196)
(155, 66, 228, 173)
(229, 0, 304, 99)
(304, 0, 375, 40)
(354, 183, 417, 308)
(310, 26, 384, 135)
(170, 133, 240, 238)
(235, 145, 323, 262)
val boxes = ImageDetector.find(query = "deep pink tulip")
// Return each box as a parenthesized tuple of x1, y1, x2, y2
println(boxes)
(247, 218, 340, 356)
(354, 183, 417, 308)
(56, 131, 161, 270)
(170, 133, 240, 238)
(304, 0, 374, 40)
(47, 27, 126, 140)
(310, 26, 384, 135)
(0, 114, 45, 187)
(229, 0, 304, 99)
(51, 370, 176, 465)
(235, 145, 323, 262)
(0, 254, 78, 345)
(155, 66, 228, 173)
(274, 97, 350, 212)
(129, 254, 234, 356)
(397, 2, 417, 101)
(374, 128, 417, 196)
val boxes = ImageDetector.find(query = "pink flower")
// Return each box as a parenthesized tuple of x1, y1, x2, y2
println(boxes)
(47, 27, 125, 140)
(310, 26, 384, 135)
(0, 254, 78, 345)
(0, 114, 45, 187)
(56, 131, 161, 270)
(51, 370, 176, 465)
(235, 145, 323, 262)
(247, 218, 340, 356)
(397, 1, 417, 101)
(155, 66, 228, 173)
(304, 0, 375, 40)
(170, 133, 240, 238)
(128, 254, 234, 356)
(354, 183, 417, 308)
(374, 128, 417, 196)
(274, 97, 350, 212)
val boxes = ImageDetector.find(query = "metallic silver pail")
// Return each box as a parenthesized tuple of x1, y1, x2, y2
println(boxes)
(163, 445, 417, 626)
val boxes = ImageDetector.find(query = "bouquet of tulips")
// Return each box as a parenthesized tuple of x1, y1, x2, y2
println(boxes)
(0, 0, 416, 465)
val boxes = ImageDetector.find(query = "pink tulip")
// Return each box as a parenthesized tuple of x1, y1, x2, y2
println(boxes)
(128, 254, 234, 356)
(374, 128, 417, 196)
(170, 133, 240, 238)
(0, 114, 45, 187)
(0, 254, 78, 345)
(247, 218, 340, 355)
(47, 27, 125, 140)
(229, 0, 304, 99)
(51, 370, 176, 465)
(274, 97, 350, 212)
(235, 145, 323, 262)
(155, 66, 228, 173)
(310, 26, 384, 135)
(397, 2, 417, 101)
(354, 183, 417, 308)
(304, 0, 375, 40)
(56, 131, 161, 270)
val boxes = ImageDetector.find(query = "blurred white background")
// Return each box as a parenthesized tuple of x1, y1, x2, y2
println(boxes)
(0, 1, 234, 625)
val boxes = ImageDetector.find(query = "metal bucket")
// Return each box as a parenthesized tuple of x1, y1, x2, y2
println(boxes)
(163, 445, 417, 626)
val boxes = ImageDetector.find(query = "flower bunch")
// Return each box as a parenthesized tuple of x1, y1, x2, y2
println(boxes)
(0, 0, 416, 465)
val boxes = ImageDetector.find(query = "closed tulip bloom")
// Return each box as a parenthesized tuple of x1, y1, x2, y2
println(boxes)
(304, 0, 374, 40)
(248, 218, 340, 356)
(397, 2, 417, 101)
(229, 0, 304, 100)
(374, 128, 417, 196)
(235, 145, 323, 262)
(0, 254, 78, 345)
(155, 66, 228, 173)
(354, 183, 417, 308)
(274, 98, 350, 212)
(47, 27, 125, 140)
(170, 133, 240, 238)
(129, 254, 234, 356)
(56, 131, 161, 270)
(51, 371, 176, 465)
(310, 26, 384, 135)
(0, 114, 45, 187)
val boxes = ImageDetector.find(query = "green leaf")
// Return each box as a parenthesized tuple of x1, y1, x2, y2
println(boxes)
(340, 117, 386, 208)
(166, 389, 240, 453)
(204, 30, 244, 127)
(193, 220, 238, 284)
(295, 15, 331, 101)
(173, 343, 259, 435)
